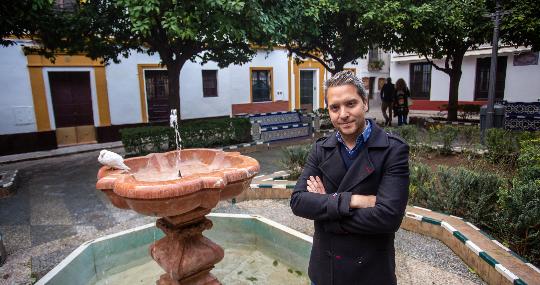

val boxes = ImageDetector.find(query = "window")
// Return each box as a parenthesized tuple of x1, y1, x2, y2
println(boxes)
(409, 63, 432, 99)
(474, 56, 507, 101)
(368, 46, 380, 62)
(202, 70, 218, 97)
(251, 68, 273, 102)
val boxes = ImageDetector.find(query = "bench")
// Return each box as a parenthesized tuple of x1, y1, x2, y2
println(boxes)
(502, 101, 540, 131)
(238, 111, 313, 142)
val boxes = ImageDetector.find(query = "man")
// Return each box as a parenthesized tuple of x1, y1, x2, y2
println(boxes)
(380, 77, 395, 126)
(290, 71, 409, 285)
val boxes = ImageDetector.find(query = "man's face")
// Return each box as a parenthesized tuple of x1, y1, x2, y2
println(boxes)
(326, 84, 367, 139)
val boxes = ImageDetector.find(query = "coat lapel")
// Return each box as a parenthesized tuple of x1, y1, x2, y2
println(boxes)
(337, 146, 374, 193)
(336, 121, 388, 193)
(319, 134, 347, 190)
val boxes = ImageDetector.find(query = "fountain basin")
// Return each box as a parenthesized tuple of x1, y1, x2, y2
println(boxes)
(96, 149, 259, 220)
(36, 214, 312, 285)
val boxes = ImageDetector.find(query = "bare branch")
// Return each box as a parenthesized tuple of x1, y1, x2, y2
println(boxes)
(422, 51, 450, 74)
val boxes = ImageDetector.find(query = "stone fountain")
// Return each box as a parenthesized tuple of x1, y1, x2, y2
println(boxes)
(96, 149, 259, 285)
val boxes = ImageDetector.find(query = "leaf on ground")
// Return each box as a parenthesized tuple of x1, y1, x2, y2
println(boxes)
(295, 270, 302, 276)
(273, 260, 278, 266)
(288, 268, 293, 273)
(246, 276, 257, 282)
(237, 271, 243, 275)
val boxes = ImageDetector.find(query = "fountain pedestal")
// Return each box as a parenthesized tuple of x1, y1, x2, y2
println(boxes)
(96, 149, 259, 285)
(152, 218, 223, 285)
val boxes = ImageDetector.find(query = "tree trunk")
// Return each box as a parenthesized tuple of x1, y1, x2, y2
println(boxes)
(446, 54, 464, 121)
(332, 62, 345, 74)
(165, 62, 185, 120)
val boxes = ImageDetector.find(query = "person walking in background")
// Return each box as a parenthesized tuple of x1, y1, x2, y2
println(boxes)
(380, 77, 395, 126)
(393, 78, 411, 126)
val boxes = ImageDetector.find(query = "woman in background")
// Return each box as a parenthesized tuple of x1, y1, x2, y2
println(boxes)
(393, 78, 411, 126)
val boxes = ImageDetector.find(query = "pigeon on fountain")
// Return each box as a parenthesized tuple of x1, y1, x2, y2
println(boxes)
(98, 150, 130, 171)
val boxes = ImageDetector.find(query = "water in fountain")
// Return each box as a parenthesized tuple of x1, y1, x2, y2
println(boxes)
(170, 109, 182, 177)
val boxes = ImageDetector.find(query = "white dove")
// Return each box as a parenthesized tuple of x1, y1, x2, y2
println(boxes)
(98, 150, 130, 171)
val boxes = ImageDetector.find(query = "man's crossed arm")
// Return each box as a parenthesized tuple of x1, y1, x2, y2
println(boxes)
(306, 175, 376, 209)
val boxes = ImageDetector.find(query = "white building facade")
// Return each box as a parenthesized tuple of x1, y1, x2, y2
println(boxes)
(0, 41, 389, 154)
(390, 46, 540, 110)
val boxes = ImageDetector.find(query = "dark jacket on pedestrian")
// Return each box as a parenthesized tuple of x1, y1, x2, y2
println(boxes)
(393, 88, 411, 116)
(380, 83, 395, 103)
(290, 120, 409, 285)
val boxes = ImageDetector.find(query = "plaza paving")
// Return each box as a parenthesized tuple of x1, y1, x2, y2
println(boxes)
(0, 137, 485, 285)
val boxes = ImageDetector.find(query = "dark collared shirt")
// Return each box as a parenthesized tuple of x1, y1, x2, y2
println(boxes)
(336, 120, 372, 169)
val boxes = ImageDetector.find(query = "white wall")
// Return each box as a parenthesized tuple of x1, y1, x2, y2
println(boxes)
(0, 43, 37, 135)
(105, 52, 161, 125)
(505, 55, 540, 102)
(391, 51, 540, 103)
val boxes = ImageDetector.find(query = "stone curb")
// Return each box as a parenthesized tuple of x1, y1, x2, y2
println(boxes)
(407, 206, 538, 285)
(422, 117, 480, 126)
(250, 183, 296, 189)
(218, 141, 268, 151)
(260, 123, 309, 132)
(0, 170, 19, 198)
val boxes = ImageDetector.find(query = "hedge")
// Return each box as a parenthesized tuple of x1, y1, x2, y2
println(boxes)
(120, 117, 251, 156)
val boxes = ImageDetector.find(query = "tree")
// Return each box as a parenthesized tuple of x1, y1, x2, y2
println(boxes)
(393, 0, 492, 121)
(282, 0, 396, 74)
(34, 0, 285, 118)
(0, 0, 53, 46)
(501, 0, 540, 51)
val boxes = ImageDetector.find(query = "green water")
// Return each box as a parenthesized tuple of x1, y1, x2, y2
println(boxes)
(94, 247, 310, 285)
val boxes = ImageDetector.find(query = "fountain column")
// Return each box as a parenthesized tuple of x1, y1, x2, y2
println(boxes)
(151, 216, 224, 285)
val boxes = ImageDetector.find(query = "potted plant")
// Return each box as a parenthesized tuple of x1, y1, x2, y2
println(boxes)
(368, 59, 385, 71)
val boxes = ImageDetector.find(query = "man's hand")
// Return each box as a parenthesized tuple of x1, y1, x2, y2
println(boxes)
(350, 195, 376, 208)
(307, 176, 325, 194)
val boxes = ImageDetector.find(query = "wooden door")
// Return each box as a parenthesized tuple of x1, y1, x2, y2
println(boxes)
(48, 71, 96, 145)
(49, 72, 94, 127)
(145, 70, 170, 122)
(300, 70, 315, 111)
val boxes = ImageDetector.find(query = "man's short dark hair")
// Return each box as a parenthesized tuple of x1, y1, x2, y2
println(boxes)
(324, 70, 367, 105)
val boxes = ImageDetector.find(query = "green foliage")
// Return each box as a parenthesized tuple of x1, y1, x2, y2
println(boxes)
(315, 108, 332, 130)
(427, 125, 459, 155)
(0, 0, 53, 46)
(516, 138, 540, 182)
(501, 0, 540, 51)
(498, 180, 540, 266)
(35, 0, 286, 112)
(457, 125, 480, 148)
(120, 117, 251, 156)
(385, 125, 419, 145)
(279, 144, 312, 180)
(409, 163, 504, 228)
(282, 0, 395, 73)
(484, 128, 520, 167)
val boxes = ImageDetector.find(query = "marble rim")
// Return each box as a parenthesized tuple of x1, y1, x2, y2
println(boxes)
(96, 149, 260, 199)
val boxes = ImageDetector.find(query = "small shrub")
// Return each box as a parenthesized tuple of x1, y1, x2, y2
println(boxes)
(315, 108, 332, 129)
(409, 163, 504, 228)
(280, 144, 312, 180)
(458, 104, 481, 121)
(516, 138, 540, 181)
(484, 128, 520, 167)
(427, 125, 459, 155)
(457, 126, 480, 148)
(497, 179, 540, 266)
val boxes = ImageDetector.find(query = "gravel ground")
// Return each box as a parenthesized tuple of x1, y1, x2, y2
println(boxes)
(213, 199, 486, 285)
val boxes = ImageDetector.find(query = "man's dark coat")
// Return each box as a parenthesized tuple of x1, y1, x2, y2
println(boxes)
(290, 120, 410, 285)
